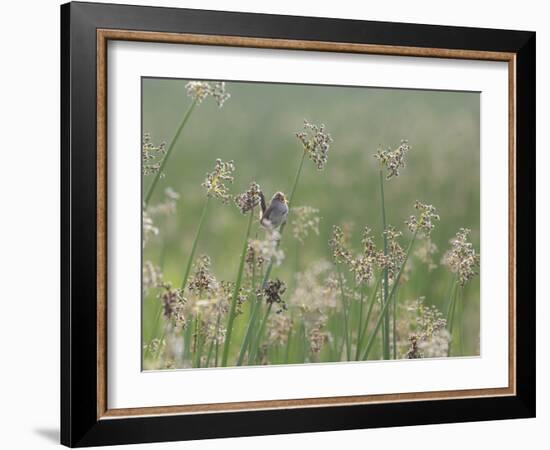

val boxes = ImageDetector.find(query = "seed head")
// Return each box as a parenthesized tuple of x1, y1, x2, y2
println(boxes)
(202, 159, 235, 203)
(291, 206, 320, 243)
(188, 255, 218, 295)
(185, 81, 231, 108)
(442, 228, 480, 286)
(374, 139, 411, 179)
(296, 120, 333, 170)
(142, 132, 166, 176)
(247, 228, 285, 268)
(328, 225, 352, 264)
(405, 200, 440, 236)
(234, 181, 262, 214)
(260, 279, 287, 314)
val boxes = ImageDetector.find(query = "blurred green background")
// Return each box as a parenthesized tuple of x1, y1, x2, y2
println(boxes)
(143, 78, 480, 356)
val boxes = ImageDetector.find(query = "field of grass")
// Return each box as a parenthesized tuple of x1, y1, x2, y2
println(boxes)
(142, 78, 480, 369)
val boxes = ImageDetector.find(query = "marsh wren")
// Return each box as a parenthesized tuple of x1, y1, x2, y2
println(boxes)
(259, 191, 289, 228)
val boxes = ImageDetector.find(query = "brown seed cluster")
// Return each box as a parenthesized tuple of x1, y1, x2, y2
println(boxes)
(202, 159, 235, 203)
(142, 132, 166, 176)
(260, 279, 287, 314)
(442, 228, 480, 286)
(234, 181, 262, 214)
(405, 200, 440, 236)
(296, 120, 333, 170)
(185, 81, 231, 108)
(374, 139, 411, 179)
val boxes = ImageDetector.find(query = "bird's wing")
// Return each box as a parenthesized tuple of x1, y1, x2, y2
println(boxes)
(260, 203, 274, 227)
(259, 190, 267, 214)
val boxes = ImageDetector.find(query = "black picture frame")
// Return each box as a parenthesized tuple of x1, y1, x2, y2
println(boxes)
(61, 1, 535, 447)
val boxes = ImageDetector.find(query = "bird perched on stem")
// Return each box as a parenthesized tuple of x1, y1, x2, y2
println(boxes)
(259, 191, 289, 229)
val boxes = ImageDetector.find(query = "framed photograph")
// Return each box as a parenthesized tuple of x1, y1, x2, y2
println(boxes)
(61, 1, 535, 447)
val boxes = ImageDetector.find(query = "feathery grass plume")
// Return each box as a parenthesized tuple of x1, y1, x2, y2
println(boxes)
(309, 317, 329, 355)
(142, 209, 158, 247)
(289, 261, 339, 312)
(159, 282, 187, 331)
(405, 201, 441, 236)
(291, 206, 320, 243)
(374, 139, 411, 179)
(142, 132, 167, 176)
(234, 181, 262, 213)
(147, 187, 180, 216)
(414, 238, 438, 271)
(202, 159, 236, 204)
(404, 297, 449, 359)
(329, 225, 353, 264)
(187, 255, 219, 296)
(442, 228, 480, 286)
(143, 260, 163, 295)
(266, 313, 293, 347)
(376, 226, 405, 282)
(247, 228, 285, 270)
(186, 81, 231, 108)
(296, 120, 334, 170)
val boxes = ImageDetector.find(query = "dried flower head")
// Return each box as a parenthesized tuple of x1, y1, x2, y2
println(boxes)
(404, 297, 448, 359)
(296, 120, 333, 170)
(266, 314, 293, 347)
(376, 226, 406, 281)
(185, 81, 231, 108)
(374, 139, 411, 179)
(405, 201, 440, 236)
(202, 159, 235, 203)
(247, 228, 285, 269)
(142, 209, 158, 247)
(142, 132, 166, 176)
(328, 225, 352, 264)
(289, 261, 339, 312)
(234, 181, 262, 214)
(415, 238, 438, 271)
(159, 283, 187, 331)
(309, 317, 328, 354)
(442, 228, 480, 286)
(143, 260, 163, 294)
(291, 206, 320, 243)
(260, 279, 287, 314)
(148, 187, 180, 217)
(188, 255, 218, 295)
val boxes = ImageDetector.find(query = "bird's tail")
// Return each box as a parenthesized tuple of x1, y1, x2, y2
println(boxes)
(259, 190, 267, 217)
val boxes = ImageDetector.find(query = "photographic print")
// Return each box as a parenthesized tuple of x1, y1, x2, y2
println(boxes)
(141, 78, 481, 370)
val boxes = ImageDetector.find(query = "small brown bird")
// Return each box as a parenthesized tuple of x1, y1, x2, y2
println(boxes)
(259, 191, 289, 228)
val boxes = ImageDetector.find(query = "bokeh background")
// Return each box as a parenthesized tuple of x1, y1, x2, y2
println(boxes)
(142, 78, 480, 356)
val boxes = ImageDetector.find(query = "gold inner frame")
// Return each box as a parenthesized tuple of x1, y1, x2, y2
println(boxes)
(96, 29, 517, 420)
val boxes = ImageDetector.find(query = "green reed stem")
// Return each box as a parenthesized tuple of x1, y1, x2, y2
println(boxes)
(205, 312, 221, 368)
(393, 286, 399, 359)
(180, 197, 210, 290)
(356, 271, 383, 360)
(378, 170, 390, 360)
(361, 231, 417, 361)
(144, 99, 197, 207)
(182, 316, 193, 364)
(284, 323, 293, 364)
(261, 151, 306, 287)
(193, 313, 202, 368)
(249, 303, 273, 364)
(356, 284, 366, 360)
(236, 285, 262, 365)
(447, 283, 461, 356)
(336, 263, 351, 360)
(221, 210, 254, 367)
